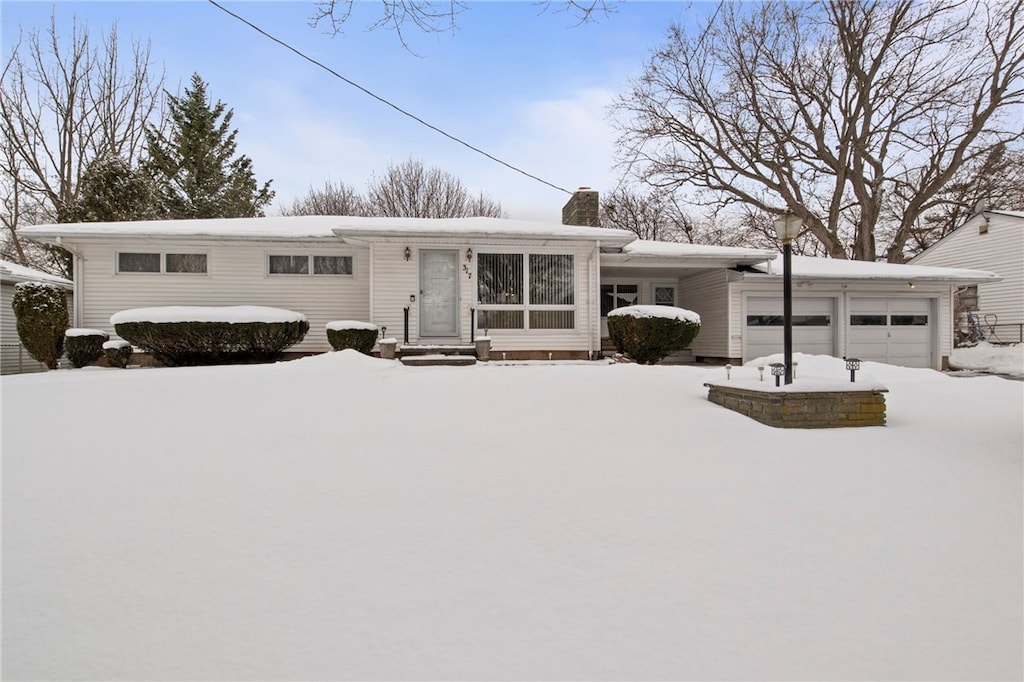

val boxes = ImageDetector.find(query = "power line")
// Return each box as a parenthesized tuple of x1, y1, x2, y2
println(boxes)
(206, 0, 573, 195)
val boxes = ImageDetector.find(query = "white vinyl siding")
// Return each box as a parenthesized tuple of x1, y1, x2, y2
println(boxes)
(911, 212, 1023, 340)
(370, 242, 597, 352)
(75, 240, 368, 353)
(676, 269, 731, 359)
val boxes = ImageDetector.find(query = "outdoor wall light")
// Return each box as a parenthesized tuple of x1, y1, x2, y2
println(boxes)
(466, 247, 473, 262)
(846, 357, 861, 382)
(908, 281, 915, 289)
(770, 362, 786, 387)
(404, 247, 411, 261)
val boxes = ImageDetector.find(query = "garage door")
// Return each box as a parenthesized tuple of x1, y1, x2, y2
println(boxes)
(744, 297, 836, 362)
(847, 298, 933, 368)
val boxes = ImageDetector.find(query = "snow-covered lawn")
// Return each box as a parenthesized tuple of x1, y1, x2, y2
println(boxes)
(950, 341, 1024, 378)
(2, 352, 1021, 680)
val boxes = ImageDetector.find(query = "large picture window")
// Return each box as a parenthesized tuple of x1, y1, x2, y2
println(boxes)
(118, 252, 206, 274)
(476, 252, 575, 330)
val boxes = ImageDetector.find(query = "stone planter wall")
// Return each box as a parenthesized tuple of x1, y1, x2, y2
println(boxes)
(704, 383, 887, 428)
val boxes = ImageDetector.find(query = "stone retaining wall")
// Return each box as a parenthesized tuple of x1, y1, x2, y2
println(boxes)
(704, 383, 887, 428)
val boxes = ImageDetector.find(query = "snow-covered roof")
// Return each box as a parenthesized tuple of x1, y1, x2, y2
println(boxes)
(603, 239, 776, 268)
(0, 259, 73, 288)
(749, 254, 999, 283)
(18, 215, 637, 246)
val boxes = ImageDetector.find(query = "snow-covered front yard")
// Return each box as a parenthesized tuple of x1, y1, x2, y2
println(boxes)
(2, 352, 1022, 680)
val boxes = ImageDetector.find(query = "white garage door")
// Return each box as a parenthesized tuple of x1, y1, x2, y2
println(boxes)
(744, 297, 836, 362)
(847, 297, 933, 368)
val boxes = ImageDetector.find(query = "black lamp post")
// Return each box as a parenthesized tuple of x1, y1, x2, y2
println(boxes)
(773, 211, 802, 385)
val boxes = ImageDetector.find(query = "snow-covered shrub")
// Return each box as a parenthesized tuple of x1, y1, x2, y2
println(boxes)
(112, 306, 309, 366)
(102, 339, 133, 368)
(65, 328, 109, 368)
(607, 305, 701, 365)
(11, 282, 69, 369)
(326, 321, 379, 354)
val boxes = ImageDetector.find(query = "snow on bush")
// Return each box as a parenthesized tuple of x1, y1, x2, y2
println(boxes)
(102, 339, 133, 368)
(64, 328, 109, 368)
(326, 320, 379, 355)
(606, 305, 701, 365)
(11, 281, 69, 369)
(111, 306, 309, 367)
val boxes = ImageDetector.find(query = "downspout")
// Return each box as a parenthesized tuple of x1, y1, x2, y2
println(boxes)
(56, 237, 84, 328)
(368, 242, 375, 328)
(590, 241, 600, 360)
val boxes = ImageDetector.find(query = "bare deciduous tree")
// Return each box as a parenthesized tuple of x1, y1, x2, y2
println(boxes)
(280, 180, 368, 216)
(310, 1, 611, 49)
(0, 15, 164, 274)
(365, 158, 505, 218)
(615, 0, 1024, 262)
(601, 185, 777, 249)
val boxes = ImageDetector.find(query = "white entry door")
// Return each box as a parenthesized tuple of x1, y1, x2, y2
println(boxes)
(420, 250, 459, 337)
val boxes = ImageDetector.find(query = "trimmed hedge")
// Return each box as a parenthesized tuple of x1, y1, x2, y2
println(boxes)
(113, 319, 309, 366)
(326, 322, 378, 354)
(12, 282, 69, 369)
(607, 306, 701, 365)
(103, 340, 133, 368)
(65, 329, 109, 368)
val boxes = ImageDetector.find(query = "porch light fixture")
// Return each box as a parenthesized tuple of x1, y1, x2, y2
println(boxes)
(770, 362, 786, 387)
(773, 210, 803, 385)
(466, 247, 473, 262)
(846, 357, 861, 382)
(908, 281, 915, 289)
(404, 247, 411, 262)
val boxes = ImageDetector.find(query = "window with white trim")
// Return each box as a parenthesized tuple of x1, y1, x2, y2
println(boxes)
(654, 285, 676, 306)
(601, 283, 638, 316)
(268, 254, 353, 276)
(476, 252, 575, 330)
(117, 252, 207, 274)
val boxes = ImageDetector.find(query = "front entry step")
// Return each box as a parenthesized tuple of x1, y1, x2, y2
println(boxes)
(400, 354, 477, 367)
(399, 344, 476, 357)
(397, 343, 478, 366)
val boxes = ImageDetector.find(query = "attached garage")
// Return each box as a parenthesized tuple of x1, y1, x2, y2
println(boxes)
(847, 297, 934, 368)
(743, 296, 836, 362)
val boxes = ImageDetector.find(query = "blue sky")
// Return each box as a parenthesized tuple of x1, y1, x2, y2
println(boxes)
(2, 1, 699, 221)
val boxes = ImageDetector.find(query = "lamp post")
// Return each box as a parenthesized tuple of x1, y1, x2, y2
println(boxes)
(773, 211, 802, 385)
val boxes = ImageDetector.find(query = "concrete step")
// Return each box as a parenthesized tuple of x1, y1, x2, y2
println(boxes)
(400, 354, 477, 367)
(399, 344, 477, 357)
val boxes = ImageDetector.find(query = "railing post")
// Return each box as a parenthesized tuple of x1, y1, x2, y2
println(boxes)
(470, 308, 476, 343)
(403, 306, 410, 344)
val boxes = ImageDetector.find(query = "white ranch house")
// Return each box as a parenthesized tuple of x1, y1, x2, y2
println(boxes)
(19, 191, 998, 370)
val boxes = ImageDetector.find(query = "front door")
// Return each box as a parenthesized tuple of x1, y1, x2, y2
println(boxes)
(420, 250, 459, 337)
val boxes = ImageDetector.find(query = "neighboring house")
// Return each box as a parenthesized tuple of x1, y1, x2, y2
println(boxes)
(1, 259, 74, 375)
(910, 209, 1024, 344)
(19, 190, 998, 370)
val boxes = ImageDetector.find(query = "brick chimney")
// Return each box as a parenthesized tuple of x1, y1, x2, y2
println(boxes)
(561, 187, 600, 226)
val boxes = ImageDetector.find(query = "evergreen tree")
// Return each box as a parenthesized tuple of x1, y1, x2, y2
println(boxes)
(145, 73, 273, 219)
(58, 155, 161, 223)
